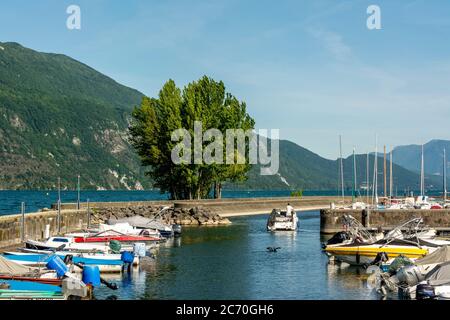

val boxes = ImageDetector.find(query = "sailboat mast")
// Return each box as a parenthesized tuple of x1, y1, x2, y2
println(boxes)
(384, 145, 387, 197)
(372, 135, 378, 205)
(421, 144, 425, 197)
(444, 148, 447, 203)
(390, 149, 393, 200)
(353, 147, 357, 202)
(339, 135, 345, 202)
(366, 152, 369, 204)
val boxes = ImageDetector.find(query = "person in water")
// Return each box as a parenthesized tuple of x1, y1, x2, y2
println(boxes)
(286, 203, 294, 216)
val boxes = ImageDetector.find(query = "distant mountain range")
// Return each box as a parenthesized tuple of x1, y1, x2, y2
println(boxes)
(391, 140, 450, 177)
(228, 140, 444, 194)
(0, 42, 447, 193)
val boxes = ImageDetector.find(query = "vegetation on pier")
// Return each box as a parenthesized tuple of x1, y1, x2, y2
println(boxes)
(129, 76, 255, 199)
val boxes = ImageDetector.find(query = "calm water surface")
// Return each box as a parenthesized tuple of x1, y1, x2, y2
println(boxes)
(95, 211, 379, 300)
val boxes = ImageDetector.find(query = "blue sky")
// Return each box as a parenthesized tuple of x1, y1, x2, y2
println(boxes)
(1, 0, 450, 159)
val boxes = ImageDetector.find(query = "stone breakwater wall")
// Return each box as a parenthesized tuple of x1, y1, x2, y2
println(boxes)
(91, 205, 232, 226)
(57, 196, 348, 217)
(320, 208, 450, 234)
(0, 209, 89, 249)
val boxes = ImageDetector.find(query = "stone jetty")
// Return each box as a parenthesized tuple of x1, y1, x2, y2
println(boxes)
(90, 205, 232, 226)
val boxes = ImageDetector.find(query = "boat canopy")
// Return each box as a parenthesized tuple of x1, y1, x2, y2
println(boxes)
(425, 261, 450, 286)
(0, 255, 38, 276)
(416, 246, 450, 266)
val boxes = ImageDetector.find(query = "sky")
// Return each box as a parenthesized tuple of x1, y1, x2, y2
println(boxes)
(1, 0, 450, 159)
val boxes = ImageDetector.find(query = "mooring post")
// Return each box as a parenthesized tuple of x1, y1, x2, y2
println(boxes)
(57, 177, 62, 235)
(77, 174, 81, 210)
(21, 202, 25, 241)
(87, 198, 91, 229)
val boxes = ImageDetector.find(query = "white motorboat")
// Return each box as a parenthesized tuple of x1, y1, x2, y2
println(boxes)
(25, 237, 134, 253)
(266, 209, 298, 231)
(66, 222, 161, 239)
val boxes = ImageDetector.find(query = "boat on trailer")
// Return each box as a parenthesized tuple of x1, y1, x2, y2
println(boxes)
(266, 209, 298, 231)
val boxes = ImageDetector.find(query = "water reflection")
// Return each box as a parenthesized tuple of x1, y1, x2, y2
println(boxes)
(94, 212, 386, 300)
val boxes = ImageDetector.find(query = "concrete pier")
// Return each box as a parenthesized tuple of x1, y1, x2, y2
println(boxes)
(320, 208, 450, 235)
(0, 209, 89, 249)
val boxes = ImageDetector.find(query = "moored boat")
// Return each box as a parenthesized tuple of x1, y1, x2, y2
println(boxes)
(2, 253, 124, 273)
(266, 209, 298, 231)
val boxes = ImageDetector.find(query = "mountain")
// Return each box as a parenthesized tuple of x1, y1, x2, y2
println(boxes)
(391, 140, 450, 177)
(227, 139, 444, 194)
(0, 41, 149, 190)
(0, 42, 444, 193)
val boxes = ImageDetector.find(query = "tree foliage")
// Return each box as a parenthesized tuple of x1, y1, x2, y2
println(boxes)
(129, 76, 255, 199)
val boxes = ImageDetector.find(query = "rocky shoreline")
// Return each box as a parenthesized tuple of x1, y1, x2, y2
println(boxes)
(91, 205, 232, 226)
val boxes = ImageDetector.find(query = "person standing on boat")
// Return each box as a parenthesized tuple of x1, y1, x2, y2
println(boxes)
(286, 203, 294, 216)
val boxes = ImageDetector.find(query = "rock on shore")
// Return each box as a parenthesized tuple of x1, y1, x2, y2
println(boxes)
(91, 205, 231, 226)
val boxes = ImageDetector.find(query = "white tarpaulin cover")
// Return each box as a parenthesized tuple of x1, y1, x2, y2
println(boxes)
(0, 255, 37, 276)
(425, 261, 450, 286)
(416, 246, 450, 266)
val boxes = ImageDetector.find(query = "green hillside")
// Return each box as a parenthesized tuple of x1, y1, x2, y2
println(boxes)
(0, 42, 148, 190)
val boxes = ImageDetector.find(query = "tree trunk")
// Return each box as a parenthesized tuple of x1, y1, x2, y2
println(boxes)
(217, 182, 222, 199)
(214, 182, 222, 199)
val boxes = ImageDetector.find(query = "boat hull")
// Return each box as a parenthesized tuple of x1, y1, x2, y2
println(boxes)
(325, 245, 430, 266)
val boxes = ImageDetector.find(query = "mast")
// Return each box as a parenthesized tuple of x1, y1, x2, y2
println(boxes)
(353, 147, 357, 202)
(372, 135, 378, 206)
(420, 144, 425, 197)
(384, 145, 387, 197)
(444, 148, 447, 203)
(366, 152, 370, 204)
(390, 149, 393, 200)
(339, 135, 345, 203)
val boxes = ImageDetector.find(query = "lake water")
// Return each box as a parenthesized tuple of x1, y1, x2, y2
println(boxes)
(0, 190, 341, 216)
(94, 211, 379, 300)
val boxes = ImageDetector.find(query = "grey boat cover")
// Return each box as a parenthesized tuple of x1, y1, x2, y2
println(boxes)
(425, 261, 450, 286)
(416, 246, 450, 266)
(107, 216, 172, 231)
(0, 255, 37, 276)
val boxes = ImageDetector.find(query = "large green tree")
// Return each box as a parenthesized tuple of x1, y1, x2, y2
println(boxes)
(129, 76, 255, 199)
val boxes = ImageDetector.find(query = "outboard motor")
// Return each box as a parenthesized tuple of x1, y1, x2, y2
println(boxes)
(397, 265, 426, 286)
(172, 224, 182, 237)
(63, 254, 74, 264)
(46, 255, 69, 278)
(416, 283, 436, 300)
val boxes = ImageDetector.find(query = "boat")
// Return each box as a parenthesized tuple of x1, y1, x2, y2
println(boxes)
(107, 216, 178, 238)
(0, 289, 66, 300)
(324, 215, 448, 266)
(107, 207, 182, 238)
(0, 256, 90, 300)
(66, 222, 161, 239)
(266, 209, 298, 231)
(370, 245, 450, 298)
(0, 255, 60, 286)
(2, 253, 124, 273)
(18, 248, 140, 266)
(25, 237, 135, 253)
(71, 230, 160, 244)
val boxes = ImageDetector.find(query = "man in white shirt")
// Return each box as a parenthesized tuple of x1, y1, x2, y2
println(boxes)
(286, 203, 294, 216)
